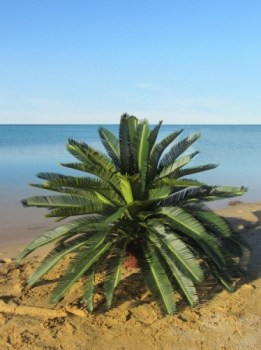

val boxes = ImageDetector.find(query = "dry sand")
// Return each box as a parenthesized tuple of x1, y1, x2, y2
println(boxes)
(0, 202, 260, 350)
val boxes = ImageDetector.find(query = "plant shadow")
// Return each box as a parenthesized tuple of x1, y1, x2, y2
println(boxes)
(225, 209, 261, 284)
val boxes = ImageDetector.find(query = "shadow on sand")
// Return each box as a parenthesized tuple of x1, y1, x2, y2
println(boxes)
(228, 210, 261, 283)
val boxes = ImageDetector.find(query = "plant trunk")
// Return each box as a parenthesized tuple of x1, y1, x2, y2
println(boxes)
(123, 252, 139, 268)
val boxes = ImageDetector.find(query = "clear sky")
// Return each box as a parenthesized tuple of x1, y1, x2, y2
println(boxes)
(0, 0, 260, 124)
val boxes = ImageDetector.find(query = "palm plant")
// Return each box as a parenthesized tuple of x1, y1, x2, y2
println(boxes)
(16, 114, 249, 315)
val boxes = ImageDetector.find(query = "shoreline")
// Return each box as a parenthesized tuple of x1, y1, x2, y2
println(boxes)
(1, 201, 261, 257)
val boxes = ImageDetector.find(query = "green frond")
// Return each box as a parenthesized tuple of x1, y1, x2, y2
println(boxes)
(148, 121, 163, 151)
(15, 215, 102, 262)
(119, 114, 134, 174)
(204, 186, 248, 201)
(60, 162, 87, 172)
(126, 173, 143, 201)
(22, 194, 106, 210)
(159, 186, 213, 207)
(139, 242, 176, 315)
(175, 164, 219, 178)
(147, 224, 204, 283)
(127, 115, 139, 146)
(194, 210, 232, 238)
(159, 132, 201, 169)
(125, 198, 161, 220)
(67, 138, 118, 174)
(179, 201, 210, 213)
(98, 127, 120, 169)
(151, 178, 205, 189)
(45, 202, 106, 218)
(157, 151, 199, 180)
(117, 173, 133, 204)
(60, 163, 125, 201)
(27, 233, 94, 287)
(31, 183, 119, 206)
(222, 237, 244, 257)
(137, 120, 150, 192)
(149, 128, 183, 179)
(148, 229, 199, 306)
(158, 207, 227, 268)
(207, 261, 235, 292)
(223, 233, 251, 256)
(148, 187, 171, 200)
(167, 261, 199, 306)
(82, 265, 96, 313)
(104, 207, 126, 224)
(103, 240, 127, 310)
(35, 172, 116, 194)
(66, 143, 92, 165)
(50, 239, 113, 304)
(230, 233, 251, 250)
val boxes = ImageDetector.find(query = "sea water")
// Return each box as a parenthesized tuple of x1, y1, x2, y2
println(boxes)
(0, 124, 260, 245)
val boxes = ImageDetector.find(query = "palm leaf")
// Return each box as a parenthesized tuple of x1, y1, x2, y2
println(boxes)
(35, 172, 123, 203)
(207, 261, 235, 292)
(151, 178, 205, 189)
(15, 215, 102, 262)
(194, 210, 232, 238)
(119, 113, 132, 174)
(148, 121, 163, 151)
(60, 163, 125, 201)
(207, 186, 247, 200)
(137, 120, 150, 192)
(67, 138, 117, 174)
(139, 242, 176, 315)
(98, 127, 120, 169)
(104, 207, 126, 224)
(82, 265, 96, 312)
(223, 234, 251, 256)
(230, 233, 251, 250)
(175, 164, 219, 178)
(32, 183, 118, 206)
(157, 151, 199, 180)
(149, 128, 183, 179)
(159, 132, 201, 169)
(50, 240, 113, 303)
(45, 202, 106, 218)
(146, 223, 203, 283)
(22, 194, 95, 208)
(158, 207, 227, 268)
(127, 115, 138, 162)
(148, 229, 199, 306)
(117, 173, 134, 204)
(103, 240, 127, 309)
(27, 232, 97, 287)
(159, 186, 213, 207)
(148, 187, 171, 200)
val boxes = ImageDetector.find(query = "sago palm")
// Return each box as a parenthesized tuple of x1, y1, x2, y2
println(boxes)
(16, 114, 249, 315)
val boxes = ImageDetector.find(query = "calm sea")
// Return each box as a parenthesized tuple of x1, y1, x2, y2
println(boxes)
(0, 124, 261, 245)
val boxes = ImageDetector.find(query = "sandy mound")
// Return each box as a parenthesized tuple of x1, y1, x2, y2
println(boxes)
(0, 203, 261, 350)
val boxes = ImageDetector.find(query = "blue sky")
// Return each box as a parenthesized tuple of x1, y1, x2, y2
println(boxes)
(0, 1, 260, 124)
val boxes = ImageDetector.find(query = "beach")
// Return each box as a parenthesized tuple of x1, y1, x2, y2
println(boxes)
(0, 202, 260, 350)
(1, 0, 261, 348)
